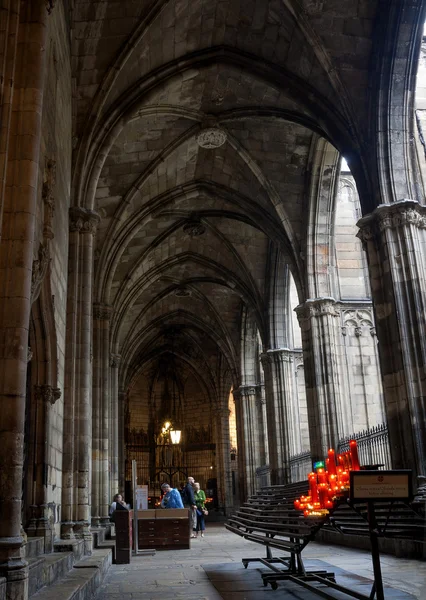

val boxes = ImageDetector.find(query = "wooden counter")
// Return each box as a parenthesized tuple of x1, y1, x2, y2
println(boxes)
(137, 508, 190, 550)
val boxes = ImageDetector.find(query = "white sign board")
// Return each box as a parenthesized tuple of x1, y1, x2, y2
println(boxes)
(350, 470, 412, 501)
(135, 485, 148, 510)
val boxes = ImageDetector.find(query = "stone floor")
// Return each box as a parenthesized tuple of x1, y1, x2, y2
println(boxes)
(96, 524, 426, 599)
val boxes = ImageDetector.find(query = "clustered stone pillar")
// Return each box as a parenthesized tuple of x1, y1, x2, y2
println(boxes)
(214, 406, 233, 514)
(0, 3, 49, 598)
(295, 299, 343, 463)
(33, 385, 60, 553)
(118, 389, 127, 494)
(110, 355, 121, 500)
(92, 304, 113, 527)
(357, 200, 426, 478)
(233, 385, 263, 498)
(255, 385, 269, 466)
(260, 349, 295, 484)
(61, 208, 99, 547)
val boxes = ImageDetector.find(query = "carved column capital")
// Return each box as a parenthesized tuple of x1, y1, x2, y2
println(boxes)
(234, 384, 262, 399)
(110, 354, 121, 368)
(270, 348, 294, 363)
(93, 303, 112, 320)
(357, 199, 426, 247)
(46, 1, 55, 14)
(295, 297, 339, 322)
(35, 384, 61, 405)
(69, 207, 100, 235)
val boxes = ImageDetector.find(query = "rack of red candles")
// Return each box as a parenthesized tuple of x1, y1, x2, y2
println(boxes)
(294, 440, 360, 517)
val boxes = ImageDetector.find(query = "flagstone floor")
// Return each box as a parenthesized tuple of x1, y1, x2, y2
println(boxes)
(96, 523, 426, 600)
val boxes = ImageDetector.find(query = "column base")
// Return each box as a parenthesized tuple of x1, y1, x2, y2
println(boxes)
(74, 522, 92, 555)
(0, 536, 29, 600)
(91, 517, 100, 528)
(60, 521, 75, 540)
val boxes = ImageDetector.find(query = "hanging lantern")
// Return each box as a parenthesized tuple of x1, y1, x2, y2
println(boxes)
(170, 429, 181, 444)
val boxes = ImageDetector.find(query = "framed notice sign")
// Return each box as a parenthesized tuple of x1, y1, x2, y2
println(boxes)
(350, 470, 412, 502)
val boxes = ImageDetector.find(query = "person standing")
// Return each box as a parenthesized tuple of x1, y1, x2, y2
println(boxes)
(160, 483, 184, 508)
(181, 476, 197, 537)
(194, 482, 207, 538)
(109, 493, 127, 521)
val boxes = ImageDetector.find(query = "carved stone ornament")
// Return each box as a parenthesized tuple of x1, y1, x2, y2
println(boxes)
(42, 158, 56, 240)
(110, 354, 121, 368)
(196, 127, 227, 149)
(174, 287, 191, 297)
(27, 347, 33, 363)
(183, 219, 206, 237)
(295, 297, 339, 322)
(93, 303, 112, 321)
(357, 199, 426, 248)
(31, 242, 51, 304)
(35, 384, 61, 405)
(69, 207, 100, 235)
(238, 385, 261, 397)
(46, 0, 55, 14)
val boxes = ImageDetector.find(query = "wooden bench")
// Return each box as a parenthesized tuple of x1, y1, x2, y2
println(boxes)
(226, 482, 426, 597)
(326, 499, 426, 541)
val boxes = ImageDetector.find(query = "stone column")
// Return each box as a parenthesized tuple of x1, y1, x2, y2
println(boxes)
(118, 389, 127, 493)
(0, 3, 49, 598)
(357, 200, 426, 477)
(110, 355, 121, 498)
(255, 385, 268, 466)
(295, 299, 343, 463)
(34, 385, 60, 553)
(61, 208, 99, 547)
(214, 406, 233, 514)
(233, 385, 262, 499)
(260, 349, 295, 484)
(92, 303, 112, 527)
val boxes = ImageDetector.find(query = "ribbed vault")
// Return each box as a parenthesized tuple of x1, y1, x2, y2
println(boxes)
(73, 0, 418, 445)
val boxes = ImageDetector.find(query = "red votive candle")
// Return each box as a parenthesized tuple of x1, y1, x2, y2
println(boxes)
(309, 472, 319, 503)
(317, 468, 327, 484)
(337, 454, 344, 467)
(349, 440, 360, 471)
(327, 449, 337, 476)
(318, 483, 328, 508)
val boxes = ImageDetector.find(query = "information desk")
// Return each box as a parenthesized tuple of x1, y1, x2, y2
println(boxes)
(137, 508, 190, 550)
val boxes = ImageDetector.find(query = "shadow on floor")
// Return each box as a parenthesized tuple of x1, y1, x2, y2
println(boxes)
(202, 559, 418, 600)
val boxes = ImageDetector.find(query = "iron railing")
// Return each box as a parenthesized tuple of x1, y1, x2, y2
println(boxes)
(338, 423, 391, 469)
(287, 423, 391, 483)
(289, 451, 312, 483)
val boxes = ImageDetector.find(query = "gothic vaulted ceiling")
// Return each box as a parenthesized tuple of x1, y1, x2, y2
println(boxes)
(71, 0, 379, 402)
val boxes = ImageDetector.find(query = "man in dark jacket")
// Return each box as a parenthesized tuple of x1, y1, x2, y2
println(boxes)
(182, 476, 197, 536)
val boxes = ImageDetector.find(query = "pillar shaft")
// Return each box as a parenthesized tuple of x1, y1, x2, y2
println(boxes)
(214, 406, 233, 514)
(234, 385, 263, 499)
(110, 355, 121, 498)
(61, 208, 99, 544)
(118, 389, 126, 494)
(357, 200, 426, 477)
(0, 3, 48, 597)
(295, 299, 343, 462)
(92, 304, 112, 526)
(260, 350, 294, 484)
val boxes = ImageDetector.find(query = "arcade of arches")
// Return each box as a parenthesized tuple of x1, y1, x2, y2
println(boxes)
(0, 1, 426, 598)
